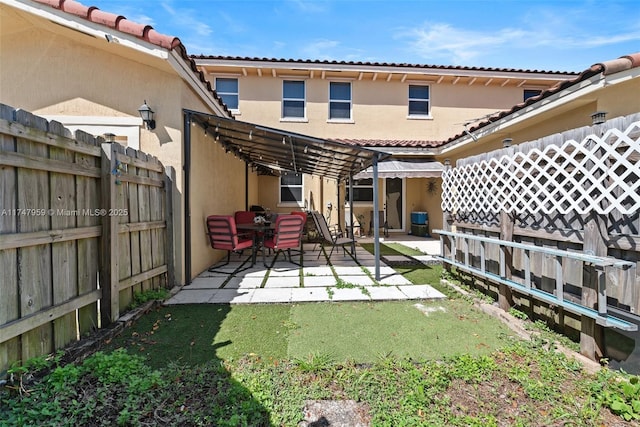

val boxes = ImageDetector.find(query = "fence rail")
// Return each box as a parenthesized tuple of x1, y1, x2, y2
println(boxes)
(439, 114, 640, 360)
(0, 104, 174, 372)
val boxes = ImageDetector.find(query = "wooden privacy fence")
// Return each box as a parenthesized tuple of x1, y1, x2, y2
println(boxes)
(437, 113, 640, 360)
(0, 104, 174, 372)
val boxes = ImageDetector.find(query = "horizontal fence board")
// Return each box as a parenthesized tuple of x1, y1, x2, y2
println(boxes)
(0, 226, 102, 250)
(116, 151, 164, 173)
(0, 151, 101, 178)
(0, 119, 101, 157)
(117, 173, 165, 188)
(118, 265, 168, 291)
(118, 220, 166, 234)
(0, 290, 102, 342)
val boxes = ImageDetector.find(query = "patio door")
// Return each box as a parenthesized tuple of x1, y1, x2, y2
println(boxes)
(384, 178, 404, 232)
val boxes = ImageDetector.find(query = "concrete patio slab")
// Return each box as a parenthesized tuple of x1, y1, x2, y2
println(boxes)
(166, 237, 446, 306)
(209, 289, 254, 304)
(251, 287, 292, 303)
(166, 289, 215, 304)
(366, 286, 408, 300)
(224, 276, 264, 289)
(338, 275, 376, 286)
(332, 266, 366, 275)
(291, 287, 332, 302)
(263, 276, 301, 288)
(376, 274, 413, 285)
(398, 285, 446, 300)
(268, 266, 303, 276)
(302, 266, 334, 276)
(330, 287, 372, 301)
(303, 276, 338, 287)
(186, 276, 227, 289)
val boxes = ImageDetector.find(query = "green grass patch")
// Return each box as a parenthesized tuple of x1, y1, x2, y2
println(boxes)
(360, 242, 424, 256)
(104, 304, 290, 368)
(105, 299, 512, 367)
(287, 300, 513, 363)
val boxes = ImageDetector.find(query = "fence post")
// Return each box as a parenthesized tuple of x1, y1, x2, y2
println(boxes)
(499, 210, 515, 311)
(442, 159, 453, 272)
(581, 211, 607, 360)
(164, 166, 176, 288)
(100, 142, 119, 323)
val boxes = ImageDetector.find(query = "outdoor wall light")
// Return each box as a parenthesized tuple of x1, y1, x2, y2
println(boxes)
(502, 138, 513, 148)
(444, 158, 451, 166)
(137, 100, 156, 130)
(591, 111, 607, 125)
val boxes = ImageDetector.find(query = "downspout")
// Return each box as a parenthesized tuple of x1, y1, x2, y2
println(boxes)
(245, 163, 249, 211)
(337, 181, 341, 231)
(183, 111, 192, 285)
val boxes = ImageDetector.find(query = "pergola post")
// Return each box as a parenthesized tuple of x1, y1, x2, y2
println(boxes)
(372, 154, 380, 281)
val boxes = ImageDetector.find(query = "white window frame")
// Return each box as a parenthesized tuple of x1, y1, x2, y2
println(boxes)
(281, 80, 307, 122)
(278, 173, 304, 207)
(328, 81, 353, 123)
(407, 84, 431, 119)
(346, 178, 374, 206)
(215, 77, 240, 113)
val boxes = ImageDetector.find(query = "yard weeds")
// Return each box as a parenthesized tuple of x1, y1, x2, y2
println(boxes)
(2, 339, 636, 426)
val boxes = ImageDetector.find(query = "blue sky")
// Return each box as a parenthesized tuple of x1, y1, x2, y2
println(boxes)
(88, 0, 640, 72)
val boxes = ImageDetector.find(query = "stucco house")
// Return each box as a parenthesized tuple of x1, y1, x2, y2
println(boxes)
(2, 0, 639, 287)
(193, 56, 578, 236)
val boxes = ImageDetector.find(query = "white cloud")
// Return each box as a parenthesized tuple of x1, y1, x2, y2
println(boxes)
(160, 2, 212, 37)
(398, 19, 640, 65)
(301, 39, 340, 59)
(286, 0, 327, 13)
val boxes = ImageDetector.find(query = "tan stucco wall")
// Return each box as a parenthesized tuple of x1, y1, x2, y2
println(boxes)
(190, 128, 251, 276)
(232, 76, 522, 141)
(204, 71, 538, 240)
(0, 8, 243, 284)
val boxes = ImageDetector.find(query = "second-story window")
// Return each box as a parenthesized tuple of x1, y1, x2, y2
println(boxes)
(523, 89, 542, 101)
(329, 82, 351, 120)
(408, 85, 430, 117)
(282, 80, 305, 119)
(215, 78, 239, 110)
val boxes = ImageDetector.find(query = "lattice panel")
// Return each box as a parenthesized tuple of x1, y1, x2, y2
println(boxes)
(442, 121, 640, 215)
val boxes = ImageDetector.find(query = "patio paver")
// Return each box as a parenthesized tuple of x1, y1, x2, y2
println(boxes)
(167, 237, 446, 305)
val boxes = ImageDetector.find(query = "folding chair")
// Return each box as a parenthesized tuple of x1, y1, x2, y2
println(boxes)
(310, 210, 356, 262)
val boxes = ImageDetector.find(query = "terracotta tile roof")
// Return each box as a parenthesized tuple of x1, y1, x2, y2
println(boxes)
(31, 0, 231, 116)
(444, 52, 640, 146)
(332, 139, 443, 149)
(192, 55, 579, 76)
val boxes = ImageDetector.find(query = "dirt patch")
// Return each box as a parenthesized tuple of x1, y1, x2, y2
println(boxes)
(299, 400, 371, 427)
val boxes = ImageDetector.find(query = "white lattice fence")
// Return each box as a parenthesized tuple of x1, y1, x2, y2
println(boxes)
(442, 119, 640, 216)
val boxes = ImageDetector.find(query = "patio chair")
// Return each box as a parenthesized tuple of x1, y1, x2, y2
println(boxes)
(310, 210, 356, 262)
(290, 210, 308, 254)
(206, 215, 254, 273)
(263, 214, 305, 268)
(234, 210, 257, 240)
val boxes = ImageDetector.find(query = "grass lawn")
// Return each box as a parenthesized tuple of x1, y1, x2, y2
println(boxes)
(4, 243, 638, 426)
(105, 299, 514, 368)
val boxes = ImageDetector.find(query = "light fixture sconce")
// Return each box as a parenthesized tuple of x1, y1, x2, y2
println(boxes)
(591, 111, 607, 125)
(444, 158, 451, 167)
(502, 138, 513, 148)
(137, 100, 156, 130)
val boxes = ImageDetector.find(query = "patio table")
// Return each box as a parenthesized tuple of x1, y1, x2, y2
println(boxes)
(236, 222, 275, 266)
